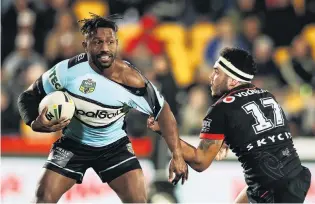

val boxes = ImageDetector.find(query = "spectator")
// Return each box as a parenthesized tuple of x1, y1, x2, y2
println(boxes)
(204, 16, 249, 66)
(180, 85, 209, 135)
(34, 0, 70, 53)
(151, 54, 180, 120)
(303, 0, 315, 25)
(6, 63, 46, 115)
(263, 0, 303, 46)
(253, 35, 286, 88)
(44, 10, 83, 66)
(236, 0, 261, 16)
(17, 8, 36, 33)
(123, 15, 164, 72)
(289, 35, 315, 87)
(302, 95, 315, 136)
(1, 0, 36, 60)
(240, 15, 261, 52)
(2, 32, 47, 84)
(1, 88, 20, 135)
(276, 35, 315, 90)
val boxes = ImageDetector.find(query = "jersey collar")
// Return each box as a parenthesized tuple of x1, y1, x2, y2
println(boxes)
(212, 83, 256, 106)
(228, 83, 255, 93)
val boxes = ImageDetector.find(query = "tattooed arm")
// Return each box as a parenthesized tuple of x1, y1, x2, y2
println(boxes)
(180, 138, 223, 172)
(147, 105, 226, 172)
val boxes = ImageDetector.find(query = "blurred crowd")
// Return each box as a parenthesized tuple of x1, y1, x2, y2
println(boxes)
(1, 0, 315, 137)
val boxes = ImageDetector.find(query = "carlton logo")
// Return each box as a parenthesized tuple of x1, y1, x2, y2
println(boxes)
(223, 96, 235, 103)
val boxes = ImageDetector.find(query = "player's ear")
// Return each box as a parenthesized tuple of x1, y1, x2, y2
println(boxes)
(228, 77, 239, 87)
(232, 79, 240, 87)
(232, 79, 239, 86)
(82, 40, 87, 51)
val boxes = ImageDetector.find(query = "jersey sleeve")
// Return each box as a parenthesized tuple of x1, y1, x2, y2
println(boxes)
(130, 81, 165, 119)
(41, 60, 68, 94)
(200, 105, 226, 140)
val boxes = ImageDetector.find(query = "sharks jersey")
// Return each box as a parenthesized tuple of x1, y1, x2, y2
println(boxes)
(40, 53, 164, 147)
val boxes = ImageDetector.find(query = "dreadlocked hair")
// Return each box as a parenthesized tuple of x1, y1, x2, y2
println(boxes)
(78, 13, 122, 36)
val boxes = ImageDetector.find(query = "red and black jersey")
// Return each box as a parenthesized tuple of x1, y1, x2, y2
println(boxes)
(201, 83, 303, 188)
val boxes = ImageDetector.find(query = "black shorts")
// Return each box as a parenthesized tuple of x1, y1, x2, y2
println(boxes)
(247, 166, 312, 203)
(43, 136, 141, 184)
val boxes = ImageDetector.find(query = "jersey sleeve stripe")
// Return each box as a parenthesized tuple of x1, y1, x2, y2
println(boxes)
(143, 81, 163, 117)
(34, 76, 47, 98)
(200, 133, 224, 140)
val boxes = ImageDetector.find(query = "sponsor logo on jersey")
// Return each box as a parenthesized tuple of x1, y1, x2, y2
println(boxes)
(234, 89, 268, 98)
(48, 147, 74, 167)
(76, 109, 123, 119)
(49, 66, 62, 90)
(71, 95, 128, 127)
(282, 147, 291, 157)
(201, 118, 212, 132)
(76, 53, 85, 62)
(79, 79, 96, 94)
(223, 96, 235, 103)
(246, 132, 292, 151)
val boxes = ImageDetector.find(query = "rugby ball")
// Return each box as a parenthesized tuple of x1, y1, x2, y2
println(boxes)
(38, 91, 75, 122)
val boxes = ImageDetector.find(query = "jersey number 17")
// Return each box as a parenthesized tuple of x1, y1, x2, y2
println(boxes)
(242, 97, 284, 134)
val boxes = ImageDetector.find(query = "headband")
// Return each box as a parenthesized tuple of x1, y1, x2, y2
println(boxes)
(214, 56, 254, 82)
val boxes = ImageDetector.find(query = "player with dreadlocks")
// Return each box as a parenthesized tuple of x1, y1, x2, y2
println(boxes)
(17, 13, 188, 203)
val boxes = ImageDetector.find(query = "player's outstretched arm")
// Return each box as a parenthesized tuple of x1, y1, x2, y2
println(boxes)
(180, 138, 223, 172)
(156, 102, 181, 154)
(157, 102, 188, 184)
(126, 67, 188, 184)
(147, 116, 225, 171)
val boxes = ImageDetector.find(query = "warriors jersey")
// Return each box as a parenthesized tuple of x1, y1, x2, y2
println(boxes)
(200, 84, 302, 188)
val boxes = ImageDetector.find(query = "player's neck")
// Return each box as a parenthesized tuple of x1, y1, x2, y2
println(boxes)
(88, 59, 117, 77)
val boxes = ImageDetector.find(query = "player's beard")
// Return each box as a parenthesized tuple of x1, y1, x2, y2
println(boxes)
(211, 76, 230, 98)
(92, 51, 116, 72)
